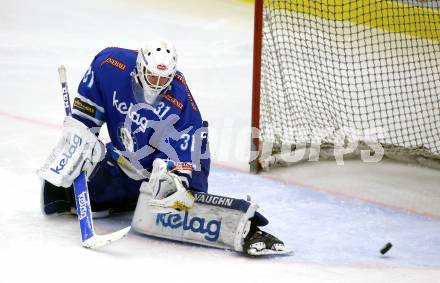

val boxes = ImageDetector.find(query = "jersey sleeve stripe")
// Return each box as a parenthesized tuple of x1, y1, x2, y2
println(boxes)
(72, 96, 105, 126)
(72, 109, 105, 127)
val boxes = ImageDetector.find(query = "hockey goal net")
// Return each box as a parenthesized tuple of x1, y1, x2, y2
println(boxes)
(250, 0, 440, 172)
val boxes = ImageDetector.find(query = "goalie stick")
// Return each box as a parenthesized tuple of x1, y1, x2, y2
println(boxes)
(58, 65, 131, 249)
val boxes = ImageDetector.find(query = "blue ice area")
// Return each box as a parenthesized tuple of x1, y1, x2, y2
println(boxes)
(208, 166, 440, 268)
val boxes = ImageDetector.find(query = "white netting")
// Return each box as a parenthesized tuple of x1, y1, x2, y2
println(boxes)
(258, 0, 440, 169)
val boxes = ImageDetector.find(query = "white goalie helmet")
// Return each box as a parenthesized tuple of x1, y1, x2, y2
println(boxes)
(132, 39, 178, 104)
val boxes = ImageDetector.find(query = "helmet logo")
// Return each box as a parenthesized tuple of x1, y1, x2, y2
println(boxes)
(157, 64, 167, 71)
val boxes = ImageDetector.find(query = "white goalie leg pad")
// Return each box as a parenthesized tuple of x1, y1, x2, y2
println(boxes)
(36, 116, 105, 188)
(132, 188, 258, 252)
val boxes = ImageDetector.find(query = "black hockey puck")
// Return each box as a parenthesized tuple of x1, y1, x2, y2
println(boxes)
(380, 242, 393, 255)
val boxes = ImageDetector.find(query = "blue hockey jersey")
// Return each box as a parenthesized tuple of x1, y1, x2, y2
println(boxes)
(72, 47, 210, 192)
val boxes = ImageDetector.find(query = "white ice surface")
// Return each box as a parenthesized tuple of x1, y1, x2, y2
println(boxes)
(0, 0, 439, 282)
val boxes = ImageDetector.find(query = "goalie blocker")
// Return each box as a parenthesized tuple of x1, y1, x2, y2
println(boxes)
(132, 185, 288, 256)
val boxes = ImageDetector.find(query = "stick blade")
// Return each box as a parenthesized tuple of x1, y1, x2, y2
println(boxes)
(82, 226, 131, 249)
(246, 248, 294, 257)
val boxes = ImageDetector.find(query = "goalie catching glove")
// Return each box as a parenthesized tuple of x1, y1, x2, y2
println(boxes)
(37, 116, 105, 188)
(141, 159, 195, 213)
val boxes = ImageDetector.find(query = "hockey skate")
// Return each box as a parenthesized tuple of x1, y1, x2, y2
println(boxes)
(243, 226, 290, 257)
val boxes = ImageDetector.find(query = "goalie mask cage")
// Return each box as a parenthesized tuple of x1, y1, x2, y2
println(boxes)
(250, 0, 440, 172)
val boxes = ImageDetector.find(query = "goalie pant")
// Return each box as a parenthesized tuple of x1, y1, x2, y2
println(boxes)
(132, 183, 269, 252)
